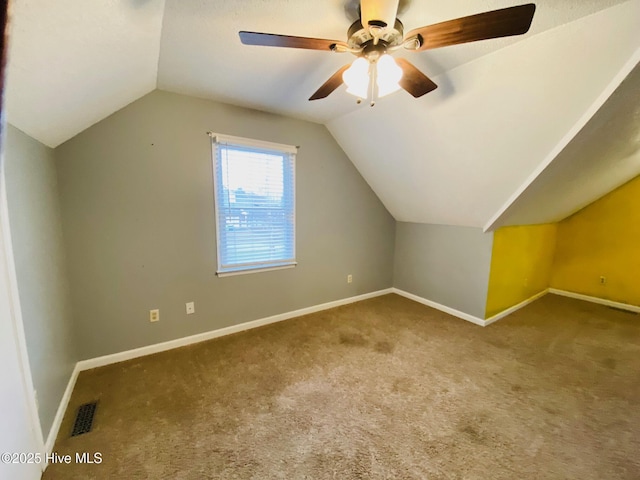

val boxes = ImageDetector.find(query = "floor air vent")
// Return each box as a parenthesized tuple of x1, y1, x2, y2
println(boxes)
(71, 402, 97, 437)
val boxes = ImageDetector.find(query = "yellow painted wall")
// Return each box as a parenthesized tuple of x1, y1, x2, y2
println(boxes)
(551, 175, 640, 306)
(485, 224, 557, 318)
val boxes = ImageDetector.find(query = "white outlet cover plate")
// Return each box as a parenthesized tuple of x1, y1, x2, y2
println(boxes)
(186, 302, 195, 314)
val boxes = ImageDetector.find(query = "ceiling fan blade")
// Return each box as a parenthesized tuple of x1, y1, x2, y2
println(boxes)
(395, 58, 437, 97)
(405, 3, 536, 51)
(360, 0, 400, 28)
(309, 65, 351, 101)
(239, 31, 348, 51)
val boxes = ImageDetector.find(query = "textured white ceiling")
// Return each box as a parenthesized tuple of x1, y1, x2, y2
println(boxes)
(4, 0, 640, 228)
(5, 0, 165, 147)
(328, 1, 640, 227)
(489, 60, 640, 228)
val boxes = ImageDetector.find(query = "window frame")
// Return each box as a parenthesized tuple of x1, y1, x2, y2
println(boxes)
(210, 132, 297, 277)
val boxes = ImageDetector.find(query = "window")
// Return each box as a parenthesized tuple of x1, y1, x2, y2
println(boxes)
(210, 133, 296, 276)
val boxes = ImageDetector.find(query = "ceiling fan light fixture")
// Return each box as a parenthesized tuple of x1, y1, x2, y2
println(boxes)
(376, 54, 402, 97)
(343, 57, 370, 98)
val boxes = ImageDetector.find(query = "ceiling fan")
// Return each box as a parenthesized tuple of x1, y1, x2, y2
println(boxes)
(239, 0, 536, 105)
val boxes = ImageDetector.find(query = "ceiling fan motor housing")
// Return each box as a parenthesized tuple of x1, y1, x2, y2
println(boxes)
(346, 19, 404, 52)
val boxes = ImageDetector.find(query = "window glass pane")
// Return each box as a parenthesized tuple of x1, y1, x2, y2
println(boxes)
(221, 147, 284, 200)
(212, 137, 296, 275)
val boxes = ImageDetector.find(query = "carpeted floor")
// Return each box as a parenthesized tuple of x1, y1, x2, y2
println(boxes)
(43, 293, 640, 479)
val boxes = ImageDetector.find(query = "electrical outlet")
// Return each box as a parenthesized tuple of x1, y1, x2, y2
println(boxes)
(186, 302, 195, 314)
(347, 274, 353, 284)
(149, 309, 159, 322)
(600, 276, 607, 285)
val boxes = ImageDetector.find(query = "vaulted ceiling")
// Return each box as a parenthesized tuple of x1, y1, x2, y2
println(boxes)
(5, 0, 640, 229)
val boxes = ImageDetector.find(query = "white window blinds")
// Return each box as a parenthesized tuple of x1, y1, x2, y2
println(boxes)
(211, 133, 296, 276)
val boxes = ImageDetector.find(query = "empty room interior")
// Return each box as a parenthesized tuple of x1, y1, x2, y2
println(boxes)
(1, 0, 640, 478)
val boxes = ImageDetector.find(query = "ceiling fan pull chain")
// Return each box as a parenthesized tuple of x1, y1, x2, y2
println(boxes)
(370, 61, 377, 107)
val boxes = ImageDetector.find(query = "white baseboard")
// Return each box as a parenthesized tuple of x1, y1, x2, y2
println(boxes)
(548, 288, 640, 313)
(45, 363, 80, 456)
(391, 288, 486, 326)
(392, 287, 550, 327)
(77, 288, 393, 372)
(484, 289, 549, 326)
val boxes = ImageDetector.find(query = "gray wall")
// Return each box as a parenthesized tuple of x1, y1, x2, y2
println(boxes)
(4, 124, 77, 439)
(393, 222, 493, 318)
(55, 90, 395, 359)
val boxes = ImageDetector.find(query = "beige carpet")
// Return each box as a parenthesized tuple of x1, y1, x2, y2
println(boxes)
(43, 293, 640, 479)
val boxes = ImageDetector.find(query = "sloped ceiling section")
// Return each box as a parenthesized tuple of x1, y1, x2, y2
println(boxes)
(5, 0, 166, 147)
(489, 60, 640, 229)
(6, 0, 631, 149)
(327, 1, 640, 228)
(4, 0, 639, 228)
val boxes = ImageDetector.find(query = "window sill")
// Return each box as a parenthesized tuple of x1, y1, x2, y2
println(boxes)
(216, 262, 297, 278)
